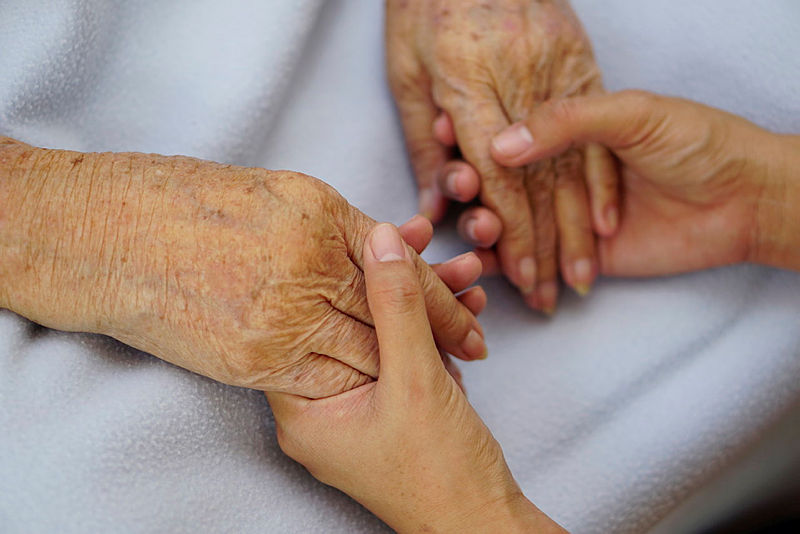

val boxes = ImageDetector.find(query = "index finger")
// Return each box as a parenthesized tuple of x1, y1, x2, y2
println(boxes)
(442, 95, 538, 295)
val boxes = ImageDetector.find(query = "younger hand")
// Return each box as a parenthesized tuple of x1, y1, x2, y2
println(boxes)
(466, 91, 792, 277)
(267, 224, 565, 534)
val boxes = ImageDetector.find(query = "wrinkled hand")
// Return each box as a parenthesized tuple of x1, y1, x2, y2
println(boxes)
(484, 91, 792, 276)
(0, 141, 486, 398)
(268, 224, 565, 533)
(386, 0, 618, 313)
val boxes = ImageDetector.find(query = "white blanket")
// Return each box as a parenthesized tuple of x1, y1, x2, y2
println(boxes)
(1, 1, 798, 532)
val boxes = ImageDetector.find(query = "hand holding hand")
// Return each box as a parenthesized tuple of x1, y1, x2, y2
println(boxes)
(268, 223, 565, 533)
(386, 0, 619, 312)
(486, 91, 800, 276)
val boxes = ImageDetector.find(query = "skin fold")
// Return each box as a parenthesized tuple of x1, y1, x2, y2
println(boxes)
(0, 137, 485, 398)
(474, 90, 800, 276)
(269, 92, 799, 533)
(268, 223, 567, 534)
(386, 0, 619, 313)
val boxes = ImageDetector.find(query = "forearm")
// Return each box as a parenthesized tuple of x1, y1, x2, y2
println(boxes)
(752, 134, 800, 271)
(0, 137, 129, 332)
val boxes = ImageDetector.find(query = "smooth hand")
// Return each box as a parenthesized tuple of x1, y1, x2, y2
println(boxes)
(482, 91, 800, 276)
(386, 0, 618, 312)
(0, 140, 486, 397)
(268, 224, 566, 534)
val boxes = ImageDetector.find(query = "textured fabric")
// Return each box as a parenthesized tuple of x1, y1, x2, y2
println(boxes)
(1, 1, 798, 533)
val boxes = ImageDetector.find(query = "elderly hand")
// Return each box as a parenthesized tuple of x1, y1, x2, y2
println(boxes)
(268, 223, 566, 534)
(0, 139, 485, 397)
(482, 91, 800, 276)
(386, 0, 618, 313)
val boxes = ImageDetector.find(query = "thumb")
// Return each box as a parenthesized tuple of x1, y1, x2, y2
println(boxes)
(490, 90, 665, 167)
(364, 223, 442, 383)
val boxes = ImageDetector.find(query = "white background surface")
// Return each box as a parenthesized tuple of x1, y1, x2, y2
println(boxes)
(1, 1, 798, 532)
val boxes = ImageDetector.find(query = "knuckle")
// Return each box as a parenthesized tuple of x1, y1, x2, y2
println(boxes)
(549, 98, 579, 125)
(371, 277, 422, 314)
(620, 89, 657, 110)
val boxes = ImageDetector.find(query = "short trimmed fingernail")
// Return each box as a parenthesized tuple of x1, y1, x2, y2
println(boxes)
(519, 257, 536, 293)
(492, 124, 534, 158)
(370, 223, 407, 263)
(465, 218, 479, 242)
(537, 281, 558, 315)
(462, 329, 488, 360)
(445, 171, 460, 197)
(573, 258, 594, 296)
(605, 205, 619, 232)
(419, 188, 437, 219)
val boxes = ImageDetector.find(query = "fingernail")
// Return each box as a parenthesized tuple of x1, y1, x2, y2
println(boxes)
(465, 218, 479, 242)
(492, 124, 534, 158)
(443, 251, 474, 266)
(605, 205, 618, 233)
(462, 329, 488, 360)
(445, 171, 460, 197)
(519, 257, 537, 293)
(536, 281, 558, 315)
(572, 258, 594, 297)
(419, 188, 437, 220)
(370, 223, 407, 262)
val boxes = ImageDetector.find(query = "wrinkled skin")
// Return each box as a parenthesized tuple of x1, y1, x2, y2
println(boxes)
(0, 139, 484, 398)
(486, 91, 800, 276)
(268, 224, 565, 533)
(386, 0, 619, 313)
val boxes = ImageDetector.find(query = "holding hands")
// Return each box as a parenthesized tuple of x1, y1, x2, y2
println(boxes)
(273, 91, 800, 530)
(268, 223, 565, 534)
(468, 91, 800, 276)
(386, 0, 619, 312)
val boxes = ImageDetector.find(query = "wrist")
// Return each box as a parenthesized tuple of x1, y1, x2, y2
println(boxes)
(750, 134, 800, 270)
(393, 488, 566, 534)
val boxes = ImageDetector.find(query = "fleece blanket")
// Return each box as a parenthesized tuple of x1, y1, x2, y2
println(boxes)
(1, 1, 798, 532)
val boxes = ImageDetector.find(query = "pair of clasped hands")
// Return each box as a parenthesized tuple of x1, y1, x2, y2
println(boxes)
(268, 90, 800, 532)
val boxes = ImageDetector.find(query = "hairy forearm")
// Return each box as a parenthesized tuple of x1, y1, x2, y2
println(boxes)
(752, 134, 800, 271)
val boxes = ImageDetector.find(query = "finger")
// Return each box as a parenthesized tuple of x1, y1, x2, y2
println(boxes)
(553, 149, 598, 296)
(490, 90, 665, 167)
(474, 248, 501, 277)
(457, 207, 503, 249)
(442, 95, 538, 294)
(437, 160, 481, 202)
(315, 310, 380, 379)
(392, 81, 450, 222)
(433, 111, 457, 147)
(328, 262, 371, 327)
(524, 161, 560, 315)
(264, 352, 372, 399)
(363, 223, 449, 383)
(431, 252, 482, 293)
(458, 286, 487, 316)
(346, 216, 486, 362)
(399, 214, 434, 254)
(441, 353, 465, 394)
(584, 143, 620, 237)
